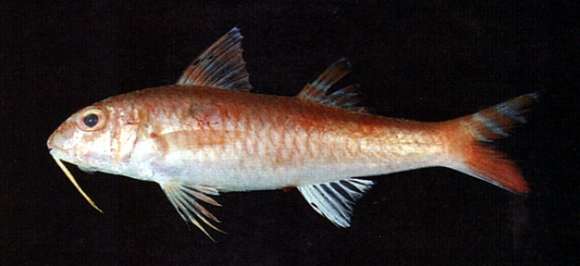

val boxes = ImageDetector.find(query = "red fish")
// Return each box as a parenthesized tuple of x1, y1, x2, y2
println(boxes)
(47, 28, 538, 240)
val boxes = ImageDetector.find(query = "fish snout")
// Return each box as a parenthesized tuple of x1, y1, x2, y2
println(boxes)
(47, 122, 74, 151)
(47, 130, 63, 151)
(47, 131, 56, 150)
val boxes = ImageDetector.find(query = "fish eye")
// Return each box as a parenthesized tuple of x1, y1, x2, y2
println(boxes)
(77, 107, 106, 131)
(83, 114, 99, 128)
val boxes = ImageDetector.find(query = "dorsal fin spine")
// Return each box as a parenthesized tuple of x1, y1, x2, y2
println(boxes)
(176, 27, 253, 91)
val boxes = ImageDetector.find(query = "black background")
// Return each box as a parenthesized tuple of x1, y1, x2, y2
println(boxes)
(2, 1, 579, 265)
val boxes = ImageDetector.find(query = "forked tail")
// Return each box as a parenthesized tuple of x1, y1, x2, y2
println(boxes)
(444, 93, 539, 193)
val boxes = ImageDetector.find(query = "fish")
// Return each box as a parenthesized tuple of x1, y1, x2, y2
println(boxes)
(47, 27, 539, 240)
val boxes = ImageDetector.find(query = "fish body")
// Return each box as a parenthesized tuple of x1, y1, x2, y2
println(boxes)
(57, 85, 447, 191)
(47, 28, 538, 239)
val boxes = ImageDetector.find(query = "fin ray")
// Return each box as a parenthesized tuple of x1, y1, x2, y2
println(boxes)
(182, 187, 222, 206)
(165, 189, 214, 240)
(173, 191, 224, 233)
(176, 27, 253, 91)
(160, 181, 224, 240)
(297, 58, 367, 112)
(298, 178, 374, 227)
(460, 92, 539, 142)
(447, 92, 539, 193)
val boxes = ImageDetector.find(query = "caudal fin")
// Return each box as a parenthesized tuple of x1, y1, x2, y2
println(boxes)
(446, 93, 539, 193)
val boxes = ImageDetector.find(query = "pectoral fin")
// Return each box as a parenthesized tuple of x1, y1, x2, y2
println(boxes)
(298, 178, 374, 227)
(159, 181, 224, 241)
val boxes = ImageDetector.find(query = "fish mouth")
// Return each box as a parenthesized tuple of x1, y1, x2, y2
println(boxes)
(50, 153, 103, 213)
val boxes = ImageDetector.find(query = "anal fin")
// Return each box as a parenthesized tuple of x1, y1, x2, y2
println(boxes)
(298, 178, 374, 227)
(159, 181, 224, 241)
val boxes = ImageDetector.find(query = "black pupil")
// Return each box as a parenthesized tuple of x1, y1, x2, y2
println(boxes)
(83, 114, 99, 128)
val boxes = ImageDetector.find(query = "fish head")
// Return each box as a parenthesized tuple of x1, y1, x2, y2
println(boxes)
(48, 99, 143, 212)
(48, 103, 121, 213)
(47, 104, 117, 171)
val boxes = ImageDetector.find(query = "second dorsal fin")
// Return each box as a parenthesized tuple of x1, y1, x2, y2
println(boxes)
(297, 58, 367, 112)
(176, 27, 253, 91)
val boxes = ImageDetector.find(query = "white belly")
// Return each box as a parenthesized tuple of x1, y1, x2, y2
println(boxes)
(125, 129, 446, 192)
(127, 148, 443, 192)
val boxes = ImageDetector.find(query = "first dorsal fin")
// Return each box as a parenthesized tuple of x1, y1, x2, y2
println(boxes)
(176, 27, 253, 91)
(297, 58, 367, 112)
